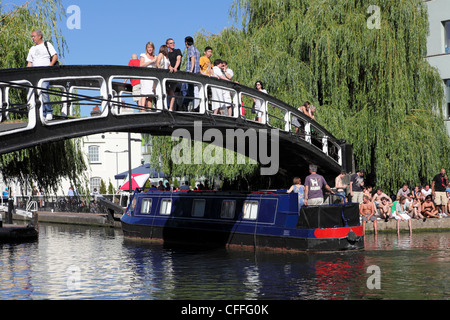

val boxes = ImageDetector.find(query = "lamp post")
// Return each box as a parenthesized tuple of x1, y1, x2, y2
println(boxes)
(105, 149, 128, 191)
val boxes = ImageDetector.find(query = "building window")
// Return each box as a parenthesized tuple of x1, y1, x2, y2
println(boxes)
(444, 21, 450, 53)
(88, 145, 100, 163)
(90, 177, 101, 193)
(446, 80, 450, 119)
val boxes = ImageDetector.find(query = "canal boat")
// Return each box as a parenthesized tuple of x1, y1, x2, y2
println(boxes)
(120, 189, 364, 251)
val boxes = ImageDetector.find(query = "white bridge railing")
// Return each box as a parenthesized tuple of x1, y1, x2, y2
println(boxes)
(0, 66, 342, 165)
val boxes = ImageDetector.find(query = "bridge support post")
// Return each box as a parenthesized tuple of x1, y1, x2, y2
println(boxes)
(31, 210, 39, 230)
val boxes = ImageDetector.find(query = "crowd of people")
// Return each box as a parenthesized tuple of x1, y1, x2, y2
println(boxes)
(287, 166, 450, 235)
(124, 37, 243, 116)
(27, 30, 316, 125)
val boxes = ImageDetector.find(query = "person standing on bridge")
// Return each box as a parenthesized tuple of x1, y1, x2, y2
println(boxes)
(27, 30, 58, 121)
(304, 164, 335, 206)
(253, 81, 267, 123)
(166, 38, 182, 111)
(140, 42, 157, 110)
(200, 46, 214, 77)
(124, 54, 141, 103)
(183, 36, 200, 111)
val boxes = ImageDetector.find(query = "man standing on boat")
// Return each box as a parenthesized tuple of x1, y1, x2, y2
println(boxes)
(304, 164, 335, 206)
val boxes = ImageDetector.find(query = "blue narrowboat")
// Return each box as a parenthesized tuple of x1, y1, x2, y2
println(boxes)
(120, 189, 364, 252)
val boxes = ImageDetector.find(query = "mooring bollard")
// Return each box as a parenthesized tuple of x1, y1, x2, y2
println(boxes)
(32, 210, 39, 230)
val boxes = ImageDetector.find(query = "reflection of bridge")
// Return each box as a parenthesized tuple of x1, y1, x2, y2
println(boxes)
(0, 65, 353, 180)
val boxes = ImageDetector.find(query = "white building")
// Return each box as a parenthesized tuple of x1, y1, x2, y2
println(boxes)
(80, 132, 144, 194)
(425, 0, 450, 136)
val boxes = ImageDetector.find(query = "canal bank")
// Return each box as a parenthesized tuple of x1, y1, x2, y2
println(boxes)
(2, 209, 450, 233)
(0, 211, 122, 228)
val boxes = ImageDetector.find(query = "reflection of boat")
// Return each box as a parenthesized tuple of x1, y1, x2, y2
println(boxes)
(121, 189, 364, 252)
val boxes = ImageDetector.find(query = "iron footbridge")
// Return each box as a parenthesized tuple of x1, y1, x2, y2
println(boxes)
(0, 65, 353, 179)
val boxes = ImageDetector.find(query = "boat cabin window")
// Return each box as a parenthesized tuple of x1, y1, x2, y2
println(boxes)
(192, 199, 206, 217)
(141, 199, 152, 214)
(243, 201, 259, 220)
(160, 199, 172, 215)
(221, 200, 236, 219)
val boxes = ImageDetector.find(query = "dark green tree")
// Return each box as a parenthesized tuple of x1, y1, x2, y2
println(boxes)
(193, 0, 450, 193)
(0, 0, 87, 193)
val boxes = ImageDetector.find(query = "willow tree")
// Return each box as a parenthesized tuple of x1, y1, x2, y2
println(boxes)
(0, 1, 87, 193)
(193, 0, 450, 193)
(149, 135, 261, 190)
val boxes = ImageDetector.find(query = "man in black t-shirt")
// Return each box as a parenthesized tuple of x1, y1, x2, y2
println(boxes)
(166, 38, 182, 111)
(432, 168, 448, 215)
(350, 169, 364, 203)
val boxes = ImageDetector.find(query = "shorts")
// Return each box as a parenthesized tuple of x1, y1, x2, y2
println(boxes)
(434, 191, 448, 206)
(393, 213, 411, 221)
(361, 215, 377, 222)
(352, 191, 364, 204)
(132, 84, 141, 102)
(307, 198, 324, 206)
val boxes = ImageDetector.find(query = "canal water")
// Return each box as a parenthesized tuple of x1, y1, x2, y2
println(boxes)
(0, 223, 448, 301)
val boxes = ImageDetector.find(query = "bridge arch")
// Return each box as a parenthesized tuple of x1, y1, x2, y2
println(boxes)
(0, 65, 353, 180)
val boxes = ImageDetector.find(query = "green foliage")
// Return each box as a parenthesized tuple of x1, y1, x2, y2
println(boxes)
(149, 135, 260, 187)
(193, 0, 450, 193)
(0, 0, 67, 69)
(0, 1, 86, 193)
(107, 179, 115, 194)
(99, 179, 107, 194)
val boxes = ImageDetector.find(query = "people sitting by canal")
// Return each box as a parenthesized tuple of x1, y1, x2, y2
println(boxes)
(421, 184, 432, 198)
(378, 196, 392, 222)
(396, 183, 410, 201)
(412, 185, 425, 203)
(446, 181, 450, 215)
(393, 196, 412, 234)
(409, 193, 424, 220)
(286, 177, 305, 210)
(372, 187, 390, 210)
(421, 195, 440, 220)
(360, 195, 377, 235)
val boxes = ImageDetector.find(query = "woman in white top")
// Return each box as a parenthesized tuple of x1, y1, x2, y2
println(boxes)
(140, 42, 157, 109)
(253, 81, 267, 123)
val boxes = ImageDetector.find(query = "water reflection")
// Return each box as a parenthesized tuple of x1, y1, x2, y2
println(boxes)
(0, 224, 448, 300)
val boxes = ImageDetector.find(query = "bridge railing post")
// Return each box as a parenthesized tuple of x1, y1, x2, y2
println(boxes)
(322, 135, 329, 155)
(305, 122, 312, 144)
(284, 111, 291, 132)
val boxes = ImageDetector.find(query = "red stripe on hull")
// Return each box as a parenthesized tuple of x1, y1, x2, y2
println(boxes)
(314, 226, 363, 239)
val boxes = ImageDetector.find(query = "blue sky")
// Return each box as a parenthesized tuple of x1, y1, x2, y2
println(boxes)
(61, 0, 236, 65)
(5, 0, 236, 65)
